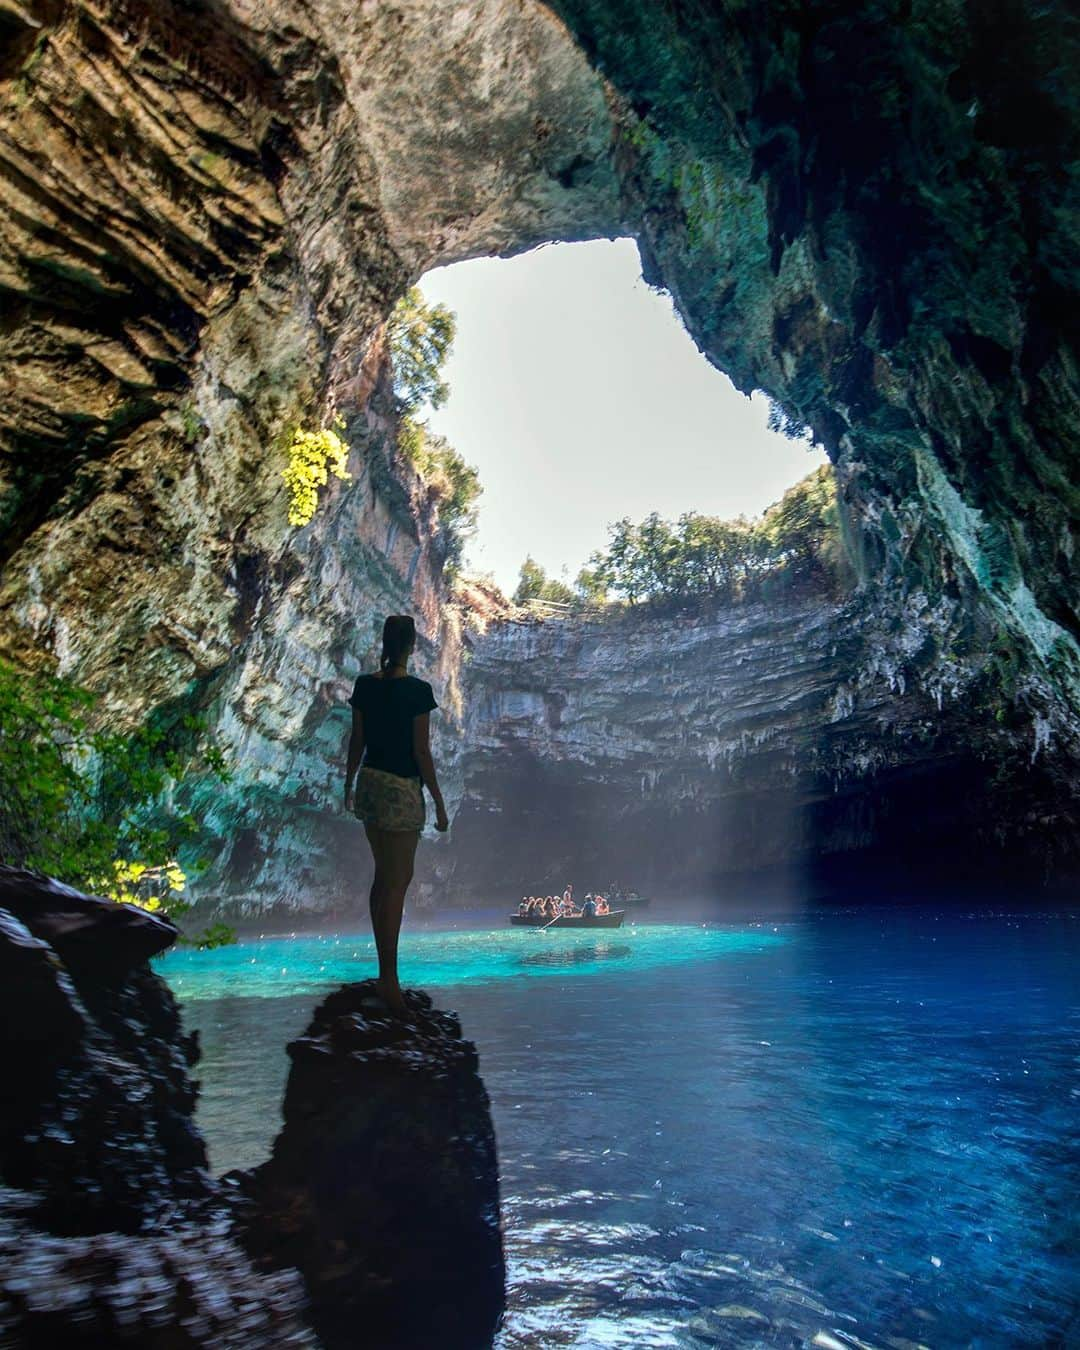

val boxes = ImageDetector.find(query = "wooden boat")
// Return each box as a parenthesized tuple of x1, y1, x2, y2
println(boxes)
(509, 910, 626, 929)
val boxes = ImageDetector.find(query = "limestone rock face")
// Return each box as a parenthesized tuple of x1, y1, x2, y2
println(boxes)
(545, 0, 1080, 725)
(229, 981, 506, 1350)
(2, 1, 1078, 911)
(432, 588, 1074, 901)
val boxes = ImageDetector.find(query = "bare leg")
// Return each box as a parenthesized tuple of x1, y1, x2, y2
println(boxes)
(366, 828, 387, 929)
(363, 823, 420, 1015)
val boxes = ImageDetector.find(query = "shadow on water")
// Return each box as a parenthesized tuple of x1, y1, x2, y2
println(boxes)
(517, 942, 632, 968)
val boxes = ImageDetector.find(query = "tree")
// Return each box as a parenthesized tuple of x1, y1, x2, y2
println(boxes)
(574, 564, 608, 605)
(0, 660, 234, 946)
(387, 287, 456, 414)
(512, 557, 575, 607)
(386, 289, 480, 572)
(759, 464, 842, 580)
(576, 466, 844, 609)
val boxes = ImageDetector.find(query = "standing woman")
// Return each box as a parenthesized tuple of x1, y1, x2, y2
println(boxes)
(344, 615, 449, 1015)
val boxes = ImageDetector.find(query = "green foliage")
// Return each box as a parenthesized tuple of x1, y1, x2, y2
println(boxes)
(178, 398, 203, 445)
(387, 287, 456, 415)
(398, 417, 481, 568)
(766, 400, 812, 441)
(758, 465, 844, 579)
(282, 420, 351, 527)
(386, 286, 479, 572)
(572, 466, 846, 608)
(512, 557, 576, 607)
(0, 660, 235, 945)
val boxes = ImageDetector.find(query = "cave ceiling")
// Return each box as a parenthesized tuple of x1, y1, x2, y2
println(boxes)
(0, 0, 1077, 741)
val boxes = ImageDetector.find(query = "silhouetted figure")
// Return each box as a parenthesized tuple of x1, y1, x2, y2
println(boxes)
(344, 614, 449, 1016)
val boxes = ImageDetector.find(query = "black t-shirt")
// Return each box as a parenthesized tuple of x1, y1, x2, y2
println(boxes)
(349, 673, 438, 779)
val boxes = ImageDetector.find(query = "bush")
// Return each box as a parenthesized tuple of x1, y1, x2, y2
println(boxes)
(512, 557, 576, 607)
(0, 660, 234, 946)
(282, 422, 352, 527)
(398, 418, 481, 568)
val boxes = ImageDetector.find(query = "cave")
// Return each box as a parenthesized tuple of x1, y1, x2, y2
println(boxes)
(6, 0, 1077, 918)
(3, 2, 1079, 1345)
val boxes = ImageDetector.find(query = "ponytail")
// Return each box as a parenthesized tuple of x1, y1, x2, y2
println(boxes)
(380, 614, 416, 672)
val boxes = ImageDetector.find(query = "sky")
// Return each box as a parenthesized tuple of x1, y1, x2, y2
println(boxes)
(417, 237, 827, 595)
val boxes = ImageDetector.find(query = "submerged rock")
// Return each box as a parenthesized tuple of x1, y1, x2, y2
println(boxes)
(230, 980, 506, 1350)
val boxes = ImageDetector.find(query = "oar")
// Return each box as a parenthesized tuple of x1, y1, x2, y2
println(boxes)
(538, 911, 562, 931)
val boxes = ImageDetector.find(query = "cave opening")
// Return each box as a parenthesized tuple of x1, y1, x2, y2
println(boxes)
(409, 236, 830, 601)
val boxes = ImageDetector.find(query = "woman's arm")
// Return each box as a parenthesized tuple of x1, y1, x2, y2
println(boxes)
(344, 706, 365, 809)
(412, 712, 449, 831)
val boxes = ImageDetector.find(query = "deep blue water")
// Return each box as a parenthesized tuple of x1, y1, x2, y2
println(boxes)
(161, 907, 1080, 1347)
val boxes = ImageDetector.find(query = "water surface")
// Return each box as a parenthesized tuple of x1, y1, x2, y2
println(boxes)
(162, 908, 1080, 1347)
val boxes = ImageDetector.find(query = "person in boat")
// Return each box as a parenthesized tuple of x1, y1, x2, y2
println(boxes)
(595, 896, 609, 915)
(563, 883, 573, 910)
(344, 614, 449, 1017)
(518, 897, 529, 915)
(582, 894, 597, 918)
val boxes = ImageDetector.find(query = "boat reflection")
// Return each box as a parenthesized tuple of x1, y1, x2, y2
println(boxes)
(517, 942, 632, 968)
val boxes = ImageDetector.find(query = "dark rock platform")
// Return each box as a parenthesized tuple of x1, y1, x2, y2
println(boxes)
(228, 981, 506, 1350)
(0, 868, 505, 1347)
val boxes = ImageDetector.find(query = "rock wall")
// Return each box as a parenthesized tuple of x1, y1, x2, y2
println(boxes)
(546, 0, 1080, 730)
(430, 586, 1075, 903)
(0, 868, 315, 1346)
(2, 0, 1078, 913)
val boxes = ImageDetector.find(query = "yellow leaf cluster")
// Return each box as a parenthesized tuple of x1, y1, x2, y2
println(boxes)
(107, 858, 187, 911)
(282, 424, 352, 527)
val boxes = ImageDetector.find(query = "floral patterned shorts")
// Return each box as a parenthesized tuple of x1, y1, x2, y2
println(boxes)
(353, 765, 425, 832)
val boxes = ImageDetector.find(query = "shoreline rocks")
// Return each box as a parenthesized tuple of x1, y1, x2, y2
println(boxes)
(0, 870, 505, 1348)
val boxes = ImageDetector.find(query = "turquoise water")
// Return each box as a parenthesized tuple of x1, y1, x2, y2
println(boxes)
(162, 908, 1080, 1347)
(161, 920, 782, 1002)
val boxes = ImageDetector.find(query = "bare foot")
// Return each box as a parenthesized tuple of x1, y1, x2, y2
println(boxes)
(374, 978, 409, 1017)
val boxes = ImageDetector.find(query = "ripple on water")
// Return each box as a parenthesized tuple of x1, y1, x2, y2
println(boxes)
(158, 922, 784, 1002)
